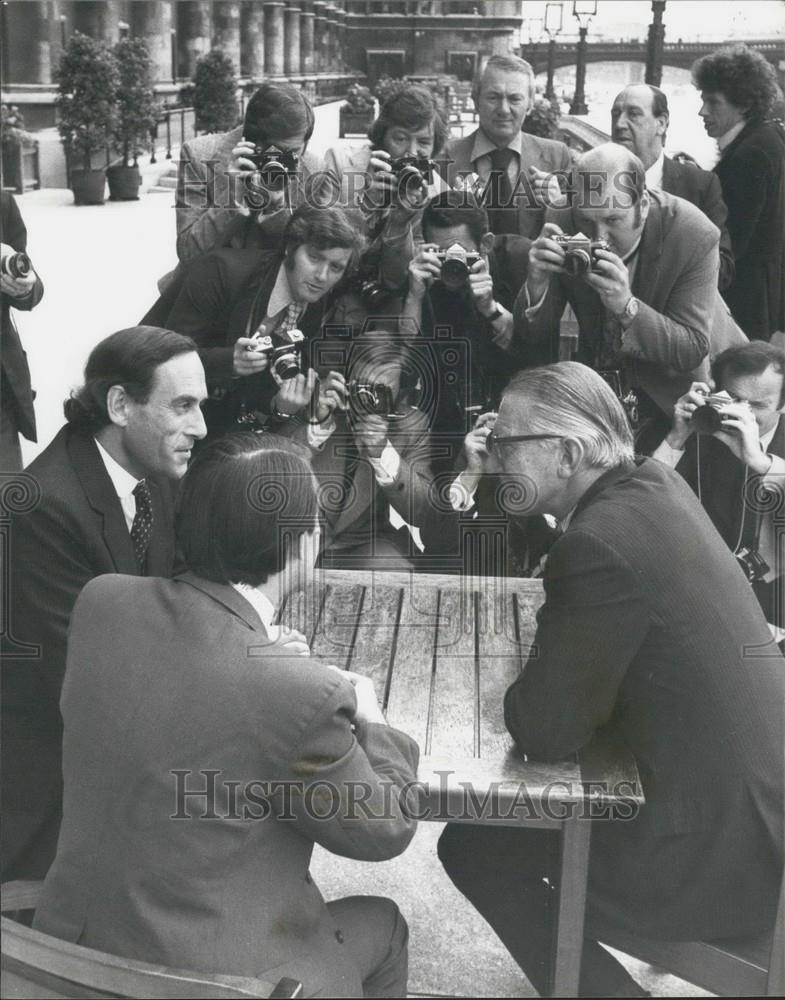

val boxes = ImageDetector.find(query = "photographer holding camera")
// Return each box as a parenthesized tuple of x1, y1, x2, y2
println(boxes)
(653, 342, 784, 631)
(1, 191, 43, 470)
(515, 143, 745, 452)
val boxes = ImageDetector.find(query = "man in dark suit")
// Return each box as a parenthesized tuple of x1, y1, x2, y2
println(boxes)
(1, 327, 207, 881)
(514, 143, 746, 451)
(693, 43, 785, 340)
(438, 55, 571, 239)
(0, 191, 43, 470)
(438, 362, 784, 997)
(610, 83, 734, 291)
(654, 341, 784, 629)
(34, 435, 419, 998)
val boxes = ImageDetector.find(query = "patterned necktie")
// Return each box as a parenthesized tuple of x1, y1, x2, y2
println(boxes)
(485, 147, 517, 235)
(279, 301, 302, 339)
(131, 480, 154, 573)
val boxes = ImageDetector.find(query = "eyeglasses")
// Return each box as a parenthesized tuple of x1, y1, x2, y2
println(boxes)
(486, 432, 563, 455)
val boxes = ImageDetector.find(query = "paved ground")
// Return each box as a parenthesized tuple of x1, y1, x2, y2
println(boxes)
(10, 100, 712, 998)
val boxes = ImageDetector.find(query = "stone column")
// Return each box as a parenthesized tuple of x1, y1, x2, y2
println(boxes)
(325, 3, 338, 73)
(241, 1, 266, 79)
(73, 1, 122, 44)
(284, 1, 302, 76)
(313, 1, 327, 73)
(212, 1, 242, 73)
(3, 0, 51, 85)
(130, 1, 175, 83)
(177, 1, 212, 80)
(264, 1, 286, 76)
(300, 1, 315, 75)
(336, 5, 346, 72)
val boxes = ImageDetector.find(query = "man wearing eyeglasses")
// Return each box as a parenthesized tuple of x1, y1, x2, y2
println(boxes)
(438, 361, 784, 997)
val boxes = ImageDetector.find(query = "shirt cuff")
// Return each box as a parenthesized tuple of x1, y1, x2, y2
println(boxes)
(449, 473, 478, 512)
(524, 283, 549, 319)
(652, 440, 686, 468)
(306, 414, 337, 450)
(368, 441, 400, 485)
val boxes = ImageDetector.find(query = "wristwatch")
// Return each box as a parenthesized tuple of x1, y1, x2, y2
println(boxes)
(620, 296, 639, 326)
(270, 402, 293, 420)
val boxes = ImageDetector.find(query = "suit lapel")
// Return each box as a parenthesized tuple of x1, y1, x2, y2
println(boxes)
(174, 571, 270, 634)
(145, 477, 175, 576)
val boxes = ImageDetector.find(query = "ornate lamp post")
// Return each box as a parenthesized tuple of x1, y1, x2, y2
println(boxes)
(645, 0, 666, 86)
(544, 3, 564, 101)
(569, 0, 596, 116)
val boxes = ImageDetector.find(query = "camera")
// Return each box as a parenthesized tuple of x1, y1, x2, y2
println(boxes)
(736, 546, 770, 583)
(435, 243, 482, 291)
(0, 250, 31, 280)
(251, 330, 304, 381)
(553, 233, 611, 276)
(691, 390, 734, 434)
(390, 154, 434, 196)
(248, 146, 300, 189)
(347, 380, 395, 418)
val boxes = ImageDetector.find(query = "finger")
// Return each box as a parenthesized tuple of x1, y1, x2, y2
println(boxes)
(306, 368, 318, 395)
(541, 222, 565, 238)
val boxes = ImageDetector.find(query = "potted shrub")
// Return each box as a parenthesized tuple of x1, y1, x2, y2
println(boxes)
(192, 49, 239, 134)
(108, 37, 159, 200)
(522, 95, 561, 139)
(1, 105, 38, 193)
(55, 32, 119, 205)
(339, 83, 375, 138)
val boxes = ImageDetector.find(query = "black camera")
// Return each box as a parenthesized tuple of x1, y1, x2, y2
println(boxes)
(0, 250, 31, 280)
(250, 331, 303, 381)
(347, 380, 395, 418)
(435, 243, 482, 291)
(736, 546, 771, 583)
(691, 390, 734, 434)
(390, 154, 434, 195)
(554, 234, 611, 276)
(248, 146, 300, 189)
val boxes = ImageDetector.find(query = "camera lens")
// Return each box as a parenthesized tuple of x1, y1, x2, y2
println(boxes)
(272, 350, 299, 380)
(691, 404, 724, 434)
(1, 251, 31, 280)
(563, 250, 592, 277)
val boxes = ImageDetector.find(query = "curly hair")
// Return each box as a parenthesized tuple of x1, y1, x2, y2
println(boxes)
(282, 204, 367, 279)
(368, 83, 450, 156)
(692, 44, 779, 123)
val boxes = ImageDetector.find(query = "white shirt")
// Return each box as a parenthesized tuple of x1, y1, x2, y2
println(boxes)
(717, 120, 746, 154)
(94, 438, 140, 531)
(470, 128, 523, 189)
(644, 150, 665, 191)
(266, 262, 303, 323)
(230, 583, 278, 633)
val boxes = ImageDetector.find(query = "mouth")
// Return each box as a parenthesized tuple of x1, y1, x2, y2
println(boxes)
(613, 133, 631, 144)
(306, 283, 324, 295)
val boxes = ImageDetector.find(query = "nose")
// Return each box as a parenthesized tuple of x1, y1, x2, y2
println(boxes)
(698, 102, 708, 118)
(405, 136, 418, 155)
(313, 261, 329, 283)
(190, 406, 208, 440)
(498, 96, 511, 115)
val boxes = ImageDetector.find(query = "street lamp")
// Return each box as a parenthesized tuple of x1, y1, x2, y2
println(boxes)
(569, 0, 597, 116)
(544, 3, 563, 101)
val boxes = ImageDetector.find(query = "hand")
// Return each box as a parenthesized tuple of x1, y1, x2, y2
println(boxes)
(526, 222, 566, 302)
(232, 335, 270, 377)
(407, 243, 442, 300)
(328, 666, 386, 726)
(353, 412, 389, 459)
(231, 141, 287, 214)
(365, 149, 397, 207)
(314, 370, 348, 422)
(0, 243, 36, 299)
(271, 627, 310, 656)
(666, 381, 712, 449)
(583, 249, 633, 317)
(528, 166, 567, 209)
(713, 401, 771, 474)
(463, 411, 497, 474)
(230, 139, 260, 176)
(274, 368, 317, 416)
(468, 257, 495, 317)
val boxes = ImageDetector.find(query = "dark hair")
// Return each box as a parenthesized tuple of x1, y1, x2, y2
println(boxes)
(368, 83, 450, 156)
(421, 189, 489, 247)
(64, 327, 197, 434)
(713, 341, 785, 407)
(244, 81, 315, 147)
(283, 204, 367, 276)
(177, 433, 319, 587)
(692, 44, 779, 123)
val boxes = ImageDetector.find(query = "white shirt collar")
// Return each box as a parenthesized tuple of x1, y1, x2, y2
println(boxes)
(94, 437, 140, 501)
(231, 582, 277, 631)
(760, 423, 777, 450)
(717, 120, 746, 153)
(266, 261, 300, 319)
(644, 150, 665, 190)
(471, 127, 523, 164)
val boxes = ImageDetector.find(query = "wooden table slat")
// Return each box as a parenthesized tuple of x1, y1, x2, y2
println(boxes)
(428, 588, 478, 758)
(476, 589, 528, 758)
(343, 584, 402, 698)
(309, 583, 364, 669)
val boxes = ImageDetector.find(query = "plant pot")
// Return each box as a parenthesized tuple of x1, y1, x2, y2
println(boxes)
(339, 107, 374, 139)
(107, 164, 141, 201)
(70, 168, 106, 205)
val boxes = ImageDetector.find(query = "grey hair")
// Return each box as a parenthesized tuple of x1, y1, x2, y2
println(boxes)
(504, 362, 635, 470)
(472, 54, 535, 104)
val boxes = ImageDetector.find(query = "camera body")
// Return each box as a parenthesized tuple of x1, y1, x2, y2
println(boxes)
(554, 233, 611, 276)
(347, 380, 395, 418)
(0, 250, 31, 280)
(248, 146, 300, 189)
(390, 154, 434, 194)
(691, 390, 735, 434)
(251, 330, 304, 381)
(435, 243, 482, 291)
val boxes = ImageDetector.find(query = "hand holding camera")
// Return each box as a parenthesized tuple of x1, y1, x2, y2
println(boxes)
(666, 381, 713, 448)
(711, 397, 770, 474)
(407, 243, 442, 299)
(352, 411, 390, 460)
(0, 242, 36, 299)
(464, 411, 498, 474)
(468, 257, 495, 316)
(233, 334, 271, 377)
(582, 245, 632, 317)
(313, 370, 348, 423)
(527, 222, 568, 301)
(273, 367, 318, 417)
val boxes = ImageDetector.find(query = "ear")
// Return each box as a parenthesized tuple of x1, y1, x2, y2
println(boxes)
(639, 188, 651, 226)
(480, 232, 495, 255)
(105, 385, 131, 428)
(655, 113, 669, 137)
(557, 437, 585, 479)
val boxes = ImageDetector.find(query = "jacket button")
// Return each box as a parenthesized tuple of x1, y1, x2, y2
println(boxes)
(335, 930, 344, 944)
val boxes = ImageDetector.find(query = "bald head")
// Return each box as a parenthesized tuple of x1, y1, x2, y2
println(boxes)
(610, 84, 669, 169)
(569, 143, 649, 254)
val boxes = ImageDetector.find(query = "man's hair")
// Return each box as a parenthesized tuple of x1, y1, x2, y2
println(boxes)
(504, 362, 635, 469)
(692, 44, 779, 123)
(472, 54, 535, 104)
(244, 81, 315, 147)
(63, 327, 197, 434)
(647, 84, 669, 120)
(283, 204, 367, 274)
(368, 83, 450, 156)
(421, 190, 489, 248)
(713, 341, 785, 408)
(177, 433, 318, 587)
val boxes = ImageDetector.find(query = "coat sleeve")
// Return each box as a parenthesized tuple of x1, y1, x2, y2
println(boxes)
(719, 141, 773, 262)
(699, 172, 735, 293)
(504, 528, 649, 762)
(175, 141, 249, 264)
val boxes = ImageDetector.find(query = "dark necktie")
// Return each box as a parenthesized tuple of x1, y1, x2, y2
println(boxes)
(131, 480, 154, 573)
(485, 147, 517, 235)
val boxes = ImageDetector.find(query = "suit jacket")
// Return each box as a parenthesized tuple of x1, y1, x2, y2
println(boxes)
(504, 457, 784, 938)
(660, 155, 734, 292)
(712, 119, 785, 339)
(34, 572, 419, 996)
(1, 426, 176, 880)
(438, 129, 572, 239)
(513, 190, 747, 415)
(1, 190, 44, 442)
